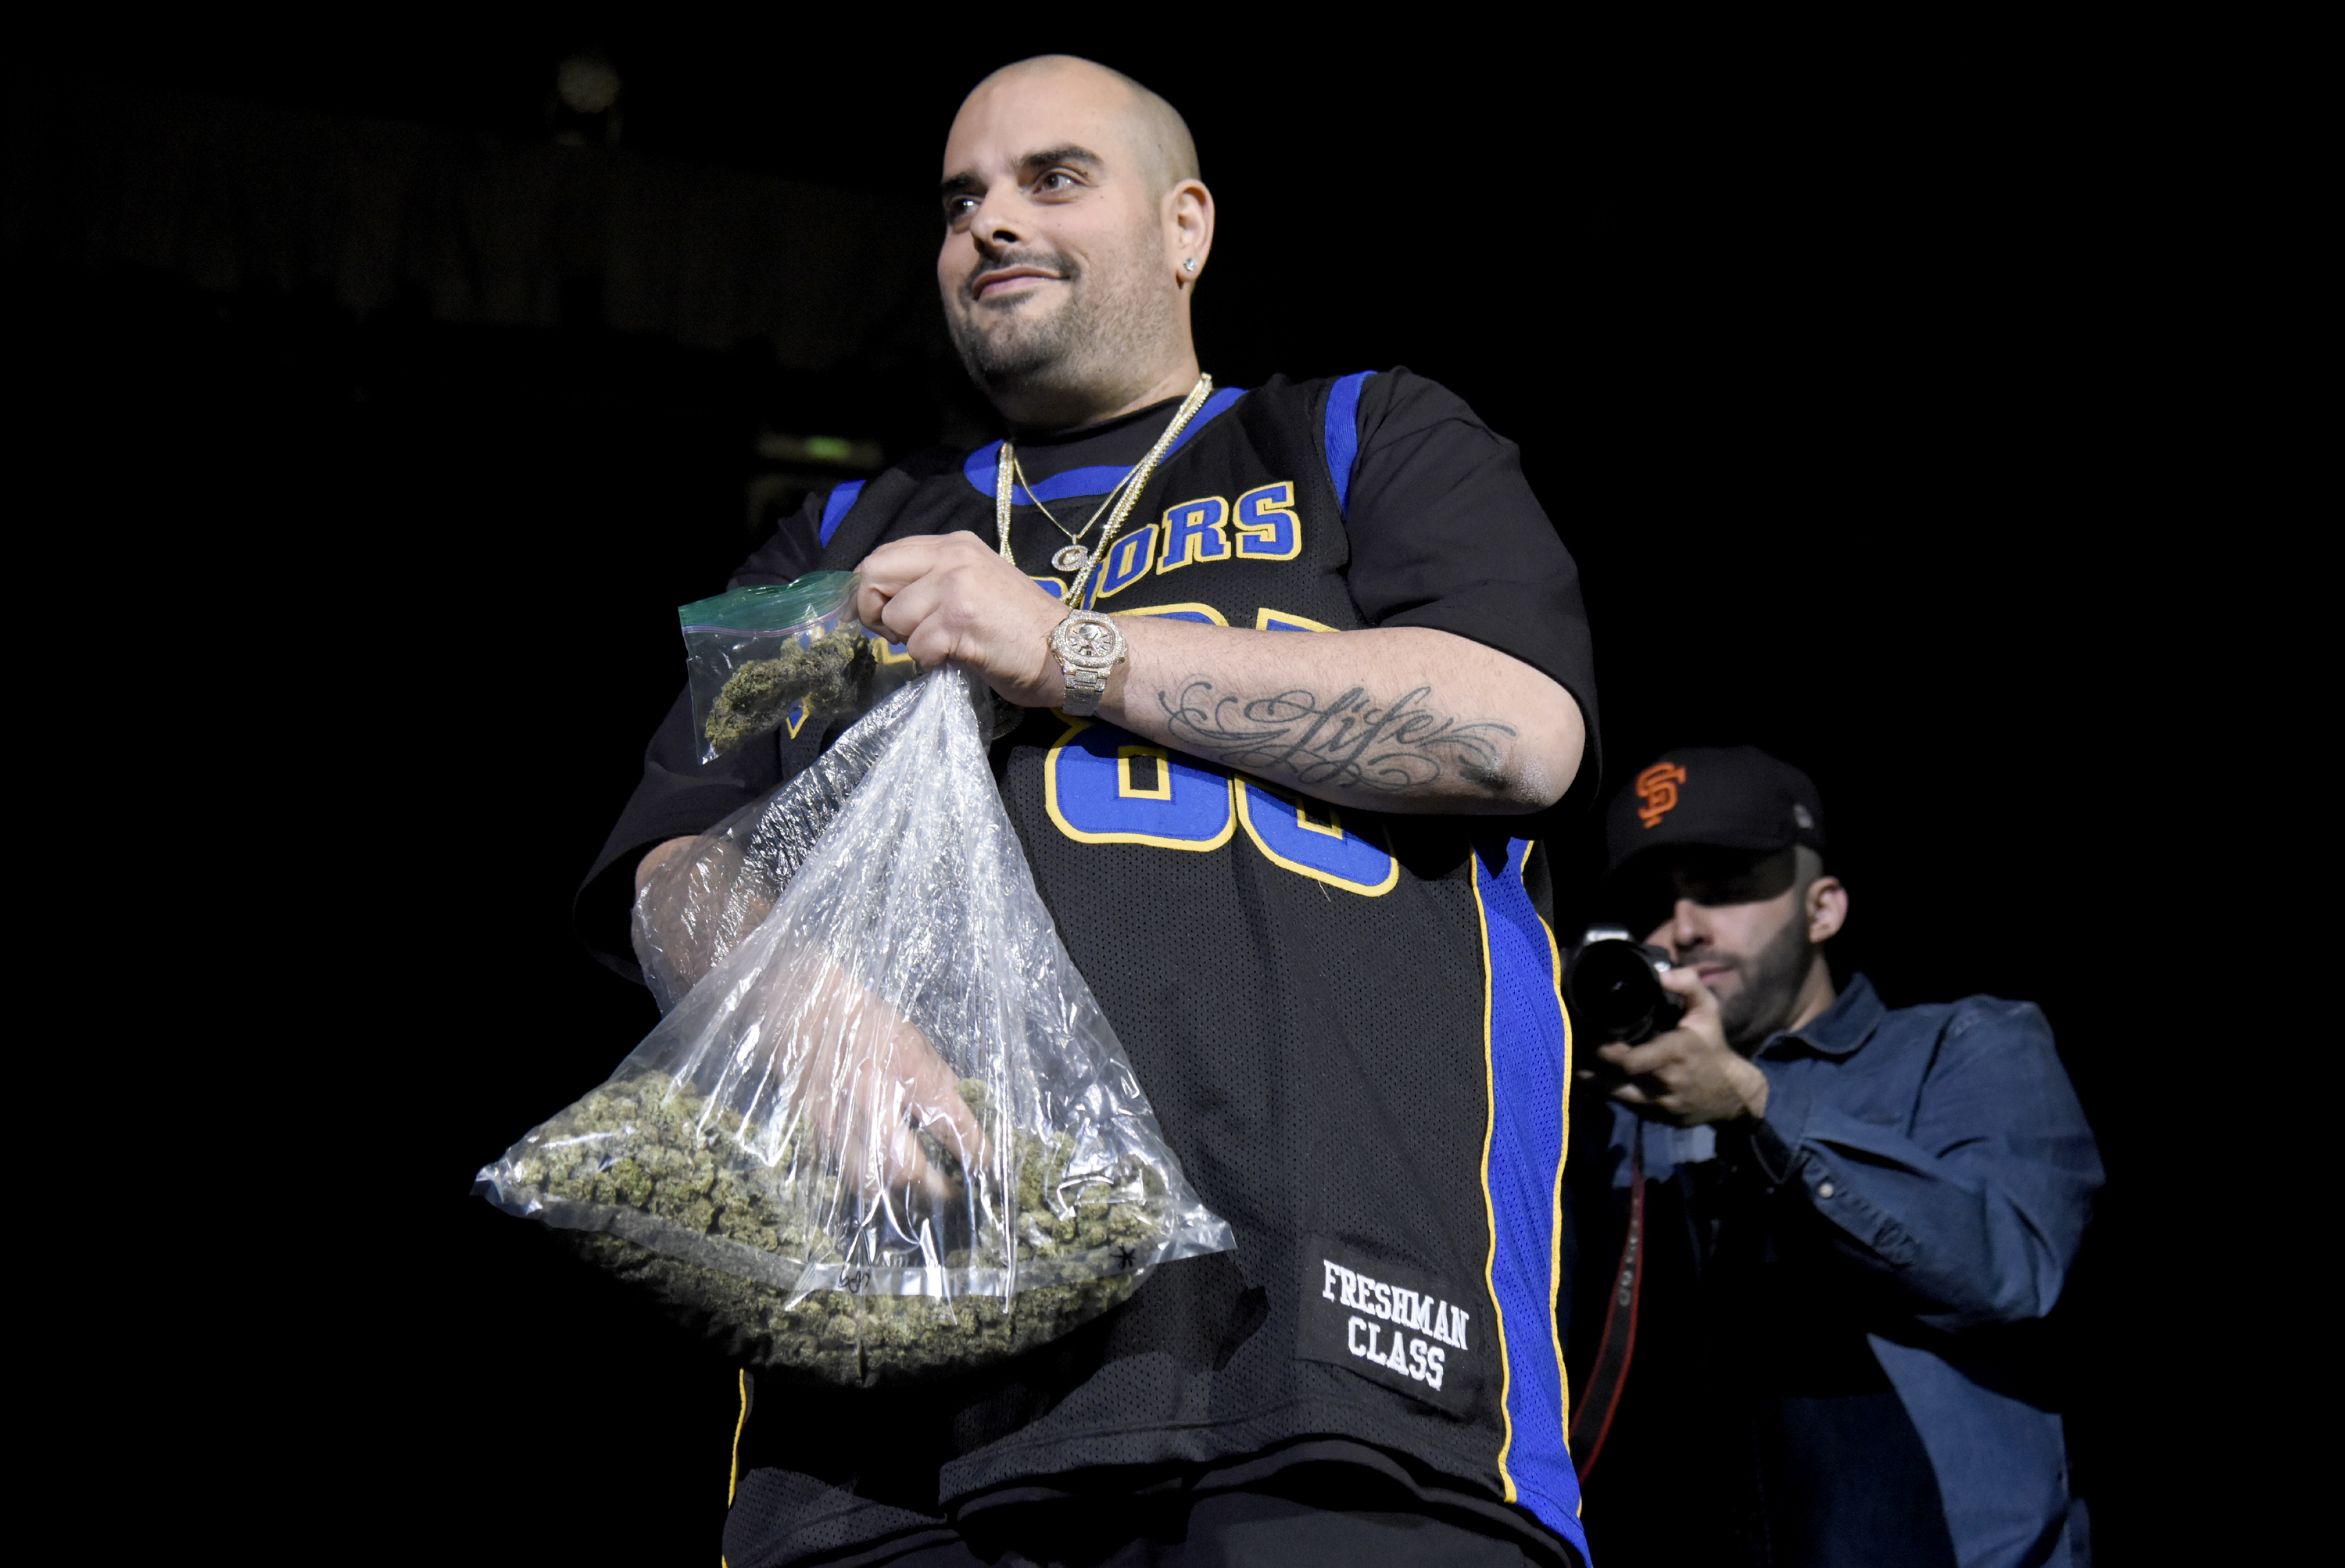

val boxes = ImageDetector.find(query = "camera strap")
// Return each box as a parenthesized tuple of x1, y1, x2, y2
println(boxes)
(1568, 1130, 1645, 1481)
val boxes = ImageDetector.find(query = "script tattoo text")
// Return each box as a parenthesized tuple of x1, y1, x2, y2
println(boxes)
(1156, 678, 1517, 796)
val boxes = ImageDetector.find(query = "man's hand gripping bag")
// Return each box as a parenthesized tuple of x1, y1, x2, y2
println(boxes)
(475, 668, 1234, 1386)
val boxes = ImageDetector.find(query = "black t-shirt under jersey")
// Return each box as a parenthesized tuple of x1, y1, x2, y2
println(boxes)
(578, 371, 1599, 1568)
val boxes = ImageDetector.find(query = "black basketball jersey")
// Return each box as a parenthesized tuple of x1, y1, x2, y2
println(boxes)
(718, 374, 1584, 1556)
(584, 373, 1595, 1566)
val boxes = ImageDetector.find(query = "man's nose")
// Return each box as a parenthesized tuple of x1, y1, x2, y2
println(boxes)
(1667, 898, 1707, 958)
(967, 195, 1029, 255)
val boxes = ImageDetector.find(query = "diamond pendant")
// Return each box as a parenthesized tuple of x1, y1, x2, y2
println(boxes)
(1052, 545, 1093, 572)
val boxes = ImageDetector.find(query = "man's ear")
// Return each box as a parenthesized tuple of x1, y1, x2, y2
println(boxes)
(1167, 178, 1213, 284)
(1806, 876, 1849, 943)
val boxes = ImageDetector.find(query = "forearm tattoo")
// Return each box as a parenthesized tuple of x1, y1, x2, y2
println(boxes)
(1156, 678, 1517, 796)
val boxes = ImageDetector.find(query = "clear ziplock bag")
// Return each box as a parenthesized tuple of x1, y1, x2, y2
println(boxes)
(475, 668, 1233, 1385)
(679, 571, 915, 762)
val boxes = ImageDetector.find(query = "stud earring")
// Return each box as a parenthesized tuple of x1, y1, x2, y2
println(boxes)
(1183, 257, 1198, 273)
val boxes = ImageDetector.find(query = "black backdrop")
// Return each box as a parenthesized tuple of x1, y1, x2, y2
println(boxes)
(11, 25, 2193, 1566)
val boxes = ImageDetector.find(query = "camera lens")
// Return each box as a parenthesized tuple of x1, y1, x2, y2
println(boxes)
(1566, 938, 1681, 1044)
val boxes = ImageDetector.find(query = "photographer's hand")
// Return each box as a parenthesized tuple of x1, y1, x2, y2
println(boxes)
(1591, 968, 1770, 1126)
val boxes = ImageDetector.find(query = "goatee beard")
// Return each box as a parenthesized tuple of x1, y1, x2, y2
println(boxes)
(946, 242, 1180, 424)
(947, 253, 1089, 392)
(1717, 909, 1817, 1051)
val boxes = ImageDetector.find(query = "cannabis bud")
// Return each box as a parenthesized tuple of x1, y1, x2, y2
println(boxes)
(486, 1072, 1171, 1387)
(680, 573, 911, 762)
(704, 627, 876, 754)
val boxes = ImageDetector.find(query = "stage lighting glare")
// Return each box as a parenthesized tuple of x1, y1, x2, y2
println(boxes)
(757, 432, 883, 469)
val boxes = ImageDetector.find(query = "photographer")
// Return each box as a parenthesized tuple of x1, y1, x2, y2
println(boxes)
(1564, 748, 2101, 1568)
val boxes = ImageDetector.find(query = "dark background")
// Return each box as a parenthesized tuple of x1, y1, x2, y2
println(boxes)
(10, 22, 2204, 1565)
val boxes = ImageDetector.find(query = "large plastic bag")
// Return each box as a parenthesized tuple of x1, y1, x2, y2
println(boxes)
(475, 667, 1233, 1385)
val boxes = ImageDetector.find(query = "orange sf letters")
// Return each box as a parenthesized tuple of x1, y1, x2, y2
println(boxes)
(1636, 762, 1687, 828)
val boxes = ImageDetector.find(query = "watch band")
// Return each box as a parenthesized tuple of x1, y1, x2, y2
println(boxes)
(1061, 667, 1108, 716)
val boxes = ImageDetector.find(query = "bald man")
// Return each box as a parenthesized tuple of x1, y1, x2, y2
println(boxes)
(579, 56, 1602, 1568)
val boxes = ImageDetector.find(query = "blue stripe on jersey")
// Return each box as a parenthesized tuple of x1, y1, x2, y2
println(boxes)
(1473, 836, 1588, 1561)
(959, 387, 1248, 503)
(818, 479, 868, 546)
(1321, 371, 1373, 515)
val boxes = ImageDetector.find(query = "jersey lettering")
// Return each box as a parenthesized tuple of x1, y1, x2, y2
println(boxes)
(1117, 745, 1172, 800)
(1041, 704, 1396, 896)
(1092, 524, 1159, 601)
(1044, 718, 1234, 850)
(1305, 1238, 1477, 1412)
(1233, 481, 1302, 560)
(1158, 496, 1231, 572)
(1319, 1256, 1470, 1350)
(1057, 485, 1305, 603)
(1044, 603, 1390, 894)
(1113, 602, 1228, 626)
(1235, 780, 1399, 896)
(1255, 606, 1338, 634)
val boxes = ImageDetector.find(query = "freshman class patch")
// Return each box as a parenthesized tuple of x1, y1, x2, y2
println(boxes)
(1297, 1235, 1482, 1416)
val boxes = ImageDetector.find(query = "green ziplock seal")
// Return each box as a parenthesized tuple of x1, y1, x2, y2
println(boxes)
(678, 571, 859, 632)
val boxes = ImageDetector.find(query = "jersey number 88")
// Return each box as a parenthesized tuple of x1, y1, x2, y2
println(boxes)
(1045, 718, 1398, 897)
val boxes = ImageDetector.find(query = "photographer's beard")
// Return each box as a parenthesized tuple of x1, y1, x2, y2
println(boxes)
(946, 235, 1183, 431)
(1706, 902, 1819, 1052)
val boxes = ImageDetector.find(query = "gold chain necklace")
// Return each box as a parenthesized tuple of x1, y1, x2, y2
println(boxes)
(1011, 453, 1135, 570)
(995, 374, 1215, 607)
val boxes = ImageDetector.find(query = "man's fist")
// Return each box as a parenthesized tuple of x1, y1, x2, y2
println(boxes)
(1584, 966, 1772, 1127)
(854, 532, 1075, 707)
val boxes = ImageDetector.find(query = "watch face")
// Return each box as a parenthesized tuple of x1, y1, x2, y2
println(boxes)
(1062, 619, 1119, 663)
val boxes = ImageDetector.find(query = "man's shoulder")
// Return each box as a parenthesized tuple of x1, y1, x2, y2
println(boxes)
(835, 442, 986, 504)
(1244, 367, 1481, 424)
(1352, 367, 1497, 433)
(870, 442, 980, 492)
(1874, 989, 2057, 1058)
(1863, 989, 2091, 1146)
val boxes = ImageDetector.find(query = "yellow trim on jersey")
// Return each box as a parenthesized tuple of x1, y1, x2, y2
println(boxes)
(1044, 718, 1237, 851)
(1296, 800, 1347, 840)
(868, 632, 918, 667)
(1112, 601, 1231, 626)
(784, 704, 811, 740)
(1233, 779, 1400, 896)
(1254, 607, 1339, 634)
(1029, 575, 1069, 601)
(1468, 857, 1519, 1502)
(1117, 744, 1174, 800)
(729, 1368, 750, 1507)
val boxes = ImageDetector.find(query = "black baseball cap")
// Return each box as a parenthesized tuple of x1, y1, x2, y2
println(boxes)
(1602, 746, 1827, 878)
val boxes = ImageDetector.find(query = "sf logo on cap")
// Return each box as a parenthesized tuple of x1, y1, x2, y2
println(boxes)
(1636, 761, 1687, 828)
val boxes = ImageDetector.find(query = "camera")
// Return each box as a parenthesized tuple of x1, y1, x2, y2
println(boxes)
(1566, 928, 1684, 1044)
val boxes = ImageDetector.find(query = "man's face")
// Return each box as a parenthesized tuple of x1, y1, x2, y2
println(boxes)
(936, 65, 1180, 417)
(1617, 847, 1816, 1049)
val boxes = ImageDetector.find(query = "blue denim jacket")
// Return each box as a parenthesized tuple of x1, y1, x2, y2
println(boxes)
(1607, 976, 2103, 1568)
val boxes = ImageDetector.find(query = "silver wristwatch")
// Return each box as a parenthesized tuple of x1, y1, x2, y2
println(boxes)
(1048, 609, 1126, 717)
